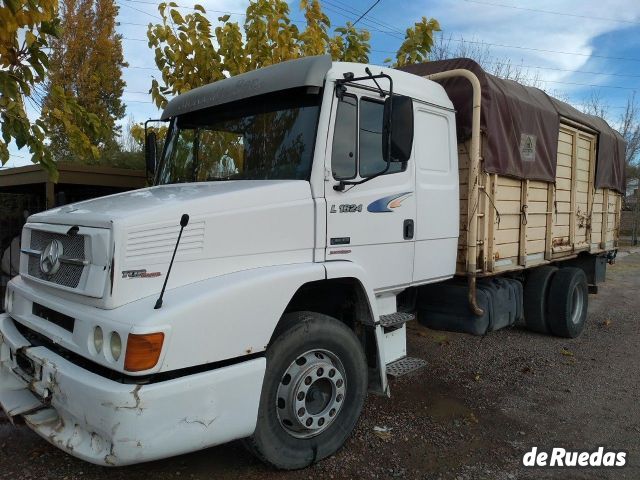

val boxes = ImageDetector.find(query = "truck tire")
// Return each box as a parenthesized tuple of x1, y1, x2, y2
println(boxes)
(523, 266, 558, 334)
(245, 311, 367, 470)
(547, 267, 588, 338)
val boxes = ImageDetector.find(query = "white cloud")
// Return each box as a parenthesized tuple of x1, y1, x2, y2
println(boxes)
(411, 0, 640, 87)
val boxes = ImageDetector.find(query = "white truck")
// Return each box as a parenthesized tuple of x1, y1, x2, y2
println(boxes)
(0, 55, 624, 469)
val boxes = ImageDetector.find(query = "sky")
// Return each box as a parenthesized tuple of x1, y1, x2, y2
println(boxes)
(6, 0, 640, 167)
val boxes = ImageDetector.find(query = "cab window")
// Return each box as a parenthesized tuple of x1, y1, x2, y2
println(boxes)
(331, 94, 406, 180)
(331, 94, 357, 179)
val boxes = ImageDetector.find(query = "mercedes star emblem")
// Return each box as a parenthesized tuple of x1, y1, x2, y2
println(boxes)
(40, 239, 64, 276)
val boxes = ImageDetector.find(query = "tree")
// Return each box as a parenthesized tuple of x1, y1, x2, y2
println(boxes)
(0, 0, 102, 178)
(430, 34, 543, 89)
(581, 90, 640, 171)
(43, 0, 127, 162)
(582, 90, 640, 244)
(147, 0, 440, 109)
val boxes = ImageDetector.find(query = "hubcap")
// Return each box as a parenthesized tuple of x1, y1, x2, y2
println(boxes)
(571, 285, 585, 325)
(276, 349, 346, 438)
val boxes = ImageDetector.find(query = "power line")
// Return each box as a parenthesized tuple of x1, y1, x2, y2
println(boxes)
(352, 0, 380, 27)
(115, 35, 640, 91)
(117, 1, 640, 63)
(536, 79, 637, 91)
(117, 0, 161, 20)
(371, 36, 640, 63)
(125, 65, 157, 70)
(328, 0, 404, 35)
(461, 0, 640, 26)
(321, 1, 403, 38)
(449, 37, 640, 62)
(480, 60, 640, 79)
(113, 3, 640, 93)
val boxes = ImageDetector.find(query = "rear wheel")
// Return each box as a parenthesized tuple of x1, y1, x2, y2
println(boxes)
(245, 311, 367, 470)
(523, 266, 558, 334)
(548, 267, 588, 338)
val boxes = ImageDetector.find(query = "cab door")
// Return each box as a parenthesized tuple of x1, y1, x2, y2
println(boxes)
(412, 105, 459, 283)
(324, 89, 416, 292)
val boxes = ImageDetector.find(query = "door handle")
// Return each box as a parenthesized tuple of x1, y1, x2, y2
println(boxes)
(403, 219, 414, 240)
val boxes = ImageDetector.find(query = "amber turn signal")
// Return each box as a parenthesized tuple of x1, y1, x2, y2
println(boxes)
(124, 332, 165, 372)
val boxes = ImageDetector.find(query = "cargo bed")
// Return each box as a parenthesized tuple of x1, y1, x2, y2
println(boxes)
(401, 59, 625, 280)
(457, 127, 622, 276)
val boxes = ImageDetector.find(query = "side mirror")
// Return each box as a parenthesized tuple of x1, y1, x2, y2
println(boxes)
(145, 131, 157, 175)
(383, 95, 414, 163)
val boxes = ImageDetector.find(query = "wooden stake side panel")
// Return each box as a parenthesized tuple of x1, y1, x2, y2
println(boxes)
(455, 123, 619, 277)
(456, 144, 470, 273)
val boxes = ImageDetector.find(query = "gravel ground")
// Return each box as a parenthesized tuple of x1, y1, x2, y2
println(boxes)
(2, 250, 639, 480)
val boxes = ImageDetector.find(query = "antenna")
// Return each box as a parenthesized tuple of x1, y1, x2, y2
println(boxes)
(154, 214, 189, 310)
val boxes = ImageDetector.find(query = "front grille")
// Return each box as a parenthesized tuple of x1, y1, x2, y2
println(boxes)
(28, 230, 85, 288)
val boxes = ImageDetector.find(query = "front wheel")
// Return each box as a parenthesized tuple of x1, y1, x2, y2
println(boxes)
(245, 311, 367, 470)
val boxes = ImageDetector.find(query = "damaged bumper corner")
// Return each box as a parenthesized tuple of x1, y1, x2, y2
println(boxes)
(0, 313, 266, 466)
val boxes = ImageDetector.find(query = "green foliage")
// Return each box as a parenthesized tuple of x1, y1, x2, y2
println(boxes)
(299, 0, 330, 56)
(393, 17, 441, 67)
(329, 22, 370, 63)
(147, 0, 427, 108)
(0, 0, 102, 179)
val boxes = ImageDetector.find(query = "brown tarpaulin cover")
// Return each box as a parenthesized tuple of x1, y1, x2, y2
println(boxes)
(399, 58, 626, 194)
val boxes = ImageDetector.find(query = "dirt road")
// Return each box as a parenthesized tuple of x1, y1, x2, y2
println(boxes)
(2, 252, 639, 479)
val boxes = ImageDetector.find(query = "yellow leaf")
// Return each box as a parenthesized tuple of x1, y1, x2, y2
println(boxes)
(25, 31, 37, 47)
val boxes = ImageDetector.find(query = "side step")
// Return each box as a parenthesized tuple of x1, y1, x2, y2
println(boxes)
(379, 312, 415, 329)
(386, 357, 427, 378)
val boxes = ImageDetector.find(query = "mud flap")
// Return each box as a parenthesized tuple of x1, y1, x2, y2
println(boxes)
(0, 367, 44, 423)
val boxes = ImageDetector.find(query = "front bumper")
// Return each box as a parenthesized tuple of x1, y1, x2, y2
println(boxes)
(0, 313, 265, 466)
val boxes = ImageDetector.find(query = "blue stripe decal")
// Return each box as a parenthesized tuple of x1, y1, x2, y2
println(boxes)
(367, 192, 413, 213)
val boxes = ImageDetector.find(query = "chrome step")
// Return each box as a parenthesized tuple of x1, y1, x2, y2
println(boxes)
(379, 312, 415, 329)
(386, 356, 427, 377)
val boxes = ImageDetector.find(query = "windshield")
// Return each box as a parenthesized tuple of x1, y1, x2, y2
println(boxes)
(156, 89, 321, 184)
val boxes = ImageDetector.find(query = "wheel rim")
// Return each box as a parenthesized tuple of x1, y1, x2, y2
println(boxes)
(570, 285, 585, 325)
(276, 349, 347, 439)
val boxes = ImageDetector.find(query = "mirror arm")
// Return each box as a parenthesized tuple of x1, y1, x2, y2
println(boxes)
(365, 67, 386, 97)
(333, 162, 391, 191)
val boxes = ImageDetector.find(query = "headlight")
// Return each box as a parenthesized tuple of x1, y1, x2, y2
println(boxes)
(93, 326, 103, 353)
(110, 332, 122, 361)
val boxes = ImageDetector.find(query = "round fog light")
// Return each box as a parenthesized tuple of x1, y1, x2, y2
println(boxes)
(93, 326, 103, 353)
(110, 332, 122, 361)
